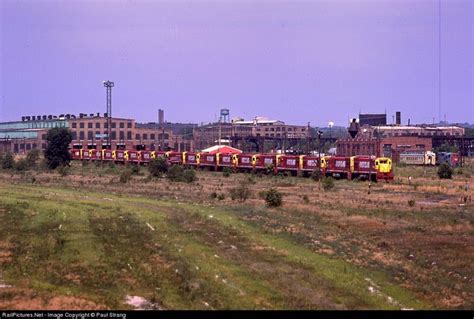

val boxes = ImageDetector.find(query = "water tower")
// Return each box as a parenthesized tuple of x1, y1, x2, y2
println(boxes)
(220, 108, 230, 123)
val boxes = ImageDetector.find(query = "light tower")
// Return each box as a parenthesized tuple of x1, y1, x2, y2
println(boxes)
(103, 81, 114, 149)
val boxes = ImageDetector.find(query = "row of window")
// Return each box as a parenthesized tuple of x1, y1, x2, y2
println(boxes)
(71, 121, 133, 129)
(70, 131, 170, 141)
(256, 127, 306, 132)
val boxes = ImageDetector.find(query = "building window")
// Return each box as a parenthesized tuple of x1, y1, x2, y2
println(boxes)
(104, 122, 108, 129)
(96, 122, 101, 129)
(120, 122, 124, 129)
(79, 131, 85, 140)
(72, 132, 77, 140)
(111, 122, 116, 129)
(72, 123, 77, 129)
(111, 131, 116, 140)
(88, 122, 93, 129)
(127, 132, 132, 140)
(80, 122, 84, 129)
(150, 134, 155, 139)
(136, 134, 140, 140)
(87, 131, 93, 140)
(127, 122, 132, 129)
(143, 134, 148, 140)
(42, 134, 46, 140)
(119, 131, 125, 140)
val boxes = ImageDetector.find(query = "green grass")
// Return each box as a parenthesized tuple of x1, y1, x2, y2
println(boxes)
(0, 182, 432, 309)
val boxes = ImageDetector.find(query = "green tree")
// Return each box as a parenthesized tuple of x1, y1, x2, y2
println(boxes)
(44, 127, 73, 169)
(263, 187, 283, 207)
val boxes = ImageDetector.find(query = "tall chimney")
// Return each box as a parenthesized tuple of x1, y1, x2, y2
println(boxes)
(158, 109, 164, 125)
(396, 111, 401, 125)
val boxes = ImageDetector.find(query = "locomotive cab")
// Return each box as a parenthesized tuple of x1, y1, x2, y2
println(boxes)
(375, 157, 394, 181)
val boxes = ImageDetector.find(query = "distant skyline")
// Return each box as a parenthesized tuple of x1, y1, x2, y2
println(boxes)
(1, 0, 472, 126)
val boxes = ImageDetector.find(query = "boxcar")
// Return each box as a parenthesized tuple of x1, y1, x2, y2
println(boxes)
(276, 155, 300, 174)
(166, 151, 183, 165)
(236, 154, 254, 171)
(103, 150, 114, 161)
(114, 150, 127, 162)
(71, 149, 82, 160)
(184, 152, 199, 167)
(140, 151, 153, 164)
(217, 153, 235, 168)
(90, 149, 103, 161)
(300, 155, 320, 175)
(82, 149, 91, 160)
(254, 154, 277, 171)
(326, 156, 350, 178)
(199, 153, 217, 170)
(128, 150, 140, 164)
(350, 155, 376, 181)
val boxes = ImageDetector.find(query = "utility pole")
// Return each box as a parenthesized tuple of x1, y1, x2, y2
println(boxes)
(103, 81, 114, 150)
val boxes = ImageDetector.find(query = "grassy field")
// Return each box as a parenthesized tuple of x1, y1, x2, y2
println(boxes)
(0, 160, 472, 310)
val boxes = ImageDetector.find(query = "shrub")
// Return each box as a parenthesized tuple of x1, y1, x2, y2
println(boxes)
(311, 169, 321, 181)
(263, 188, 283, 207)
(265, 164, 275, 175)
(437, 162, 453, 179)
(119, 170, 132, 183)
(1, 152, 14, 169)
(321, 176, 335, 191)
(229, 180, 251, 202)
(217, 193, 225, 201)
(408, 199, 416, 207)
(167, 165, 197, 183)
(108, 162, 116, 169)
(82, 160, 89, 167)
(25, 149, 41, 167)
(222, 167, 232, 177)
(210, 192, 218, 199)
(149, 157, 168, 178)
(58, 165, 69, 177)
(130, 164, 141, 175)
(182, 168, 197, 183)
(14, 158, 29, 171)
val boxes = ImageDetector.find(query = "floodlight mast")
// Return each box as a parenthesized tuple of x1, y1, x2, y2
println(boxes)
(103, 81, 114, 150)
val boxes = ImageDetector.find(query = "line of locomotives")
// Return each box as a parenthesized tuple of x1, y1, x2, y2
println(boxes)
(71, 149, 394, 182)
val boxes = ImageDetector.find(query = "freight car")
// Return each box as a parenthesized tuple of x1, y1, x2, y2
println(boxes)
(69, 149, 394, 182)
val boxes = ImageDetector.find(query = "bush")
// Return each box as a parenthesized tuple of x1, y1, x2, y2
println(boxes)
(57, 165, 69, 177)
(119, 170, 132, 183)
(182, 169, 197, 183)
(217, 193, 225, 201)
(408, 199, 416, 207)
(149, 157, 168, 178)
(1, 152, 14, 169)
(14, 158, 29, 171)
(265, 164, 275, 175)
(302, 195, 309, 204)
(321, 176, 335, 191)
(26, 149, 41, 167)
(167, 165, 196, 183)
(437, 162, 453, 179)
(229, 180, 251, 202)
(311, 169, 321, 181)
(130, 164, 141, 175)
(210, 192, 218, 199)
(222, 167, 232, 177)
(263, 188, 283, 207)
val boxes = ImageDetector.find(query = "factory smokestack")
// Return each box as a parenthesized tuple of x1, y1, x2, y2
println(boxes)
(158, 109, 164, 125)
(396, 111, 401, 125)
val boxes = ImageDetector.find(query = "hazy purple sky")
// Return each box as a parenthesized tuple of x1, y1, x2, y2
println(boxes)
(1, 0, 472, 126)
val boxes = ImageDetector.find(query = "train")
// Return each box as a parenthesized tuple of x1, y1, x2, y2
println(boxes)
(399, 151, 436, 166)
(436, 152, 460, 167)
(70, 149, 394, 182)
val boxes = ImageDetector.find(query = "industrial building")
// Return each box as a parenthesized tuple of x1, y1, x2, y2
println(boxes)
(0, 113, 192, 154)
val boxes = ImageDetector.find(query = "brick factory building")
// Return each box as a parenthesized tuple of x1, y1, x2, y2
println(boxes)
(0, 113, 193, 154)
(193, 117, 309, 150)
